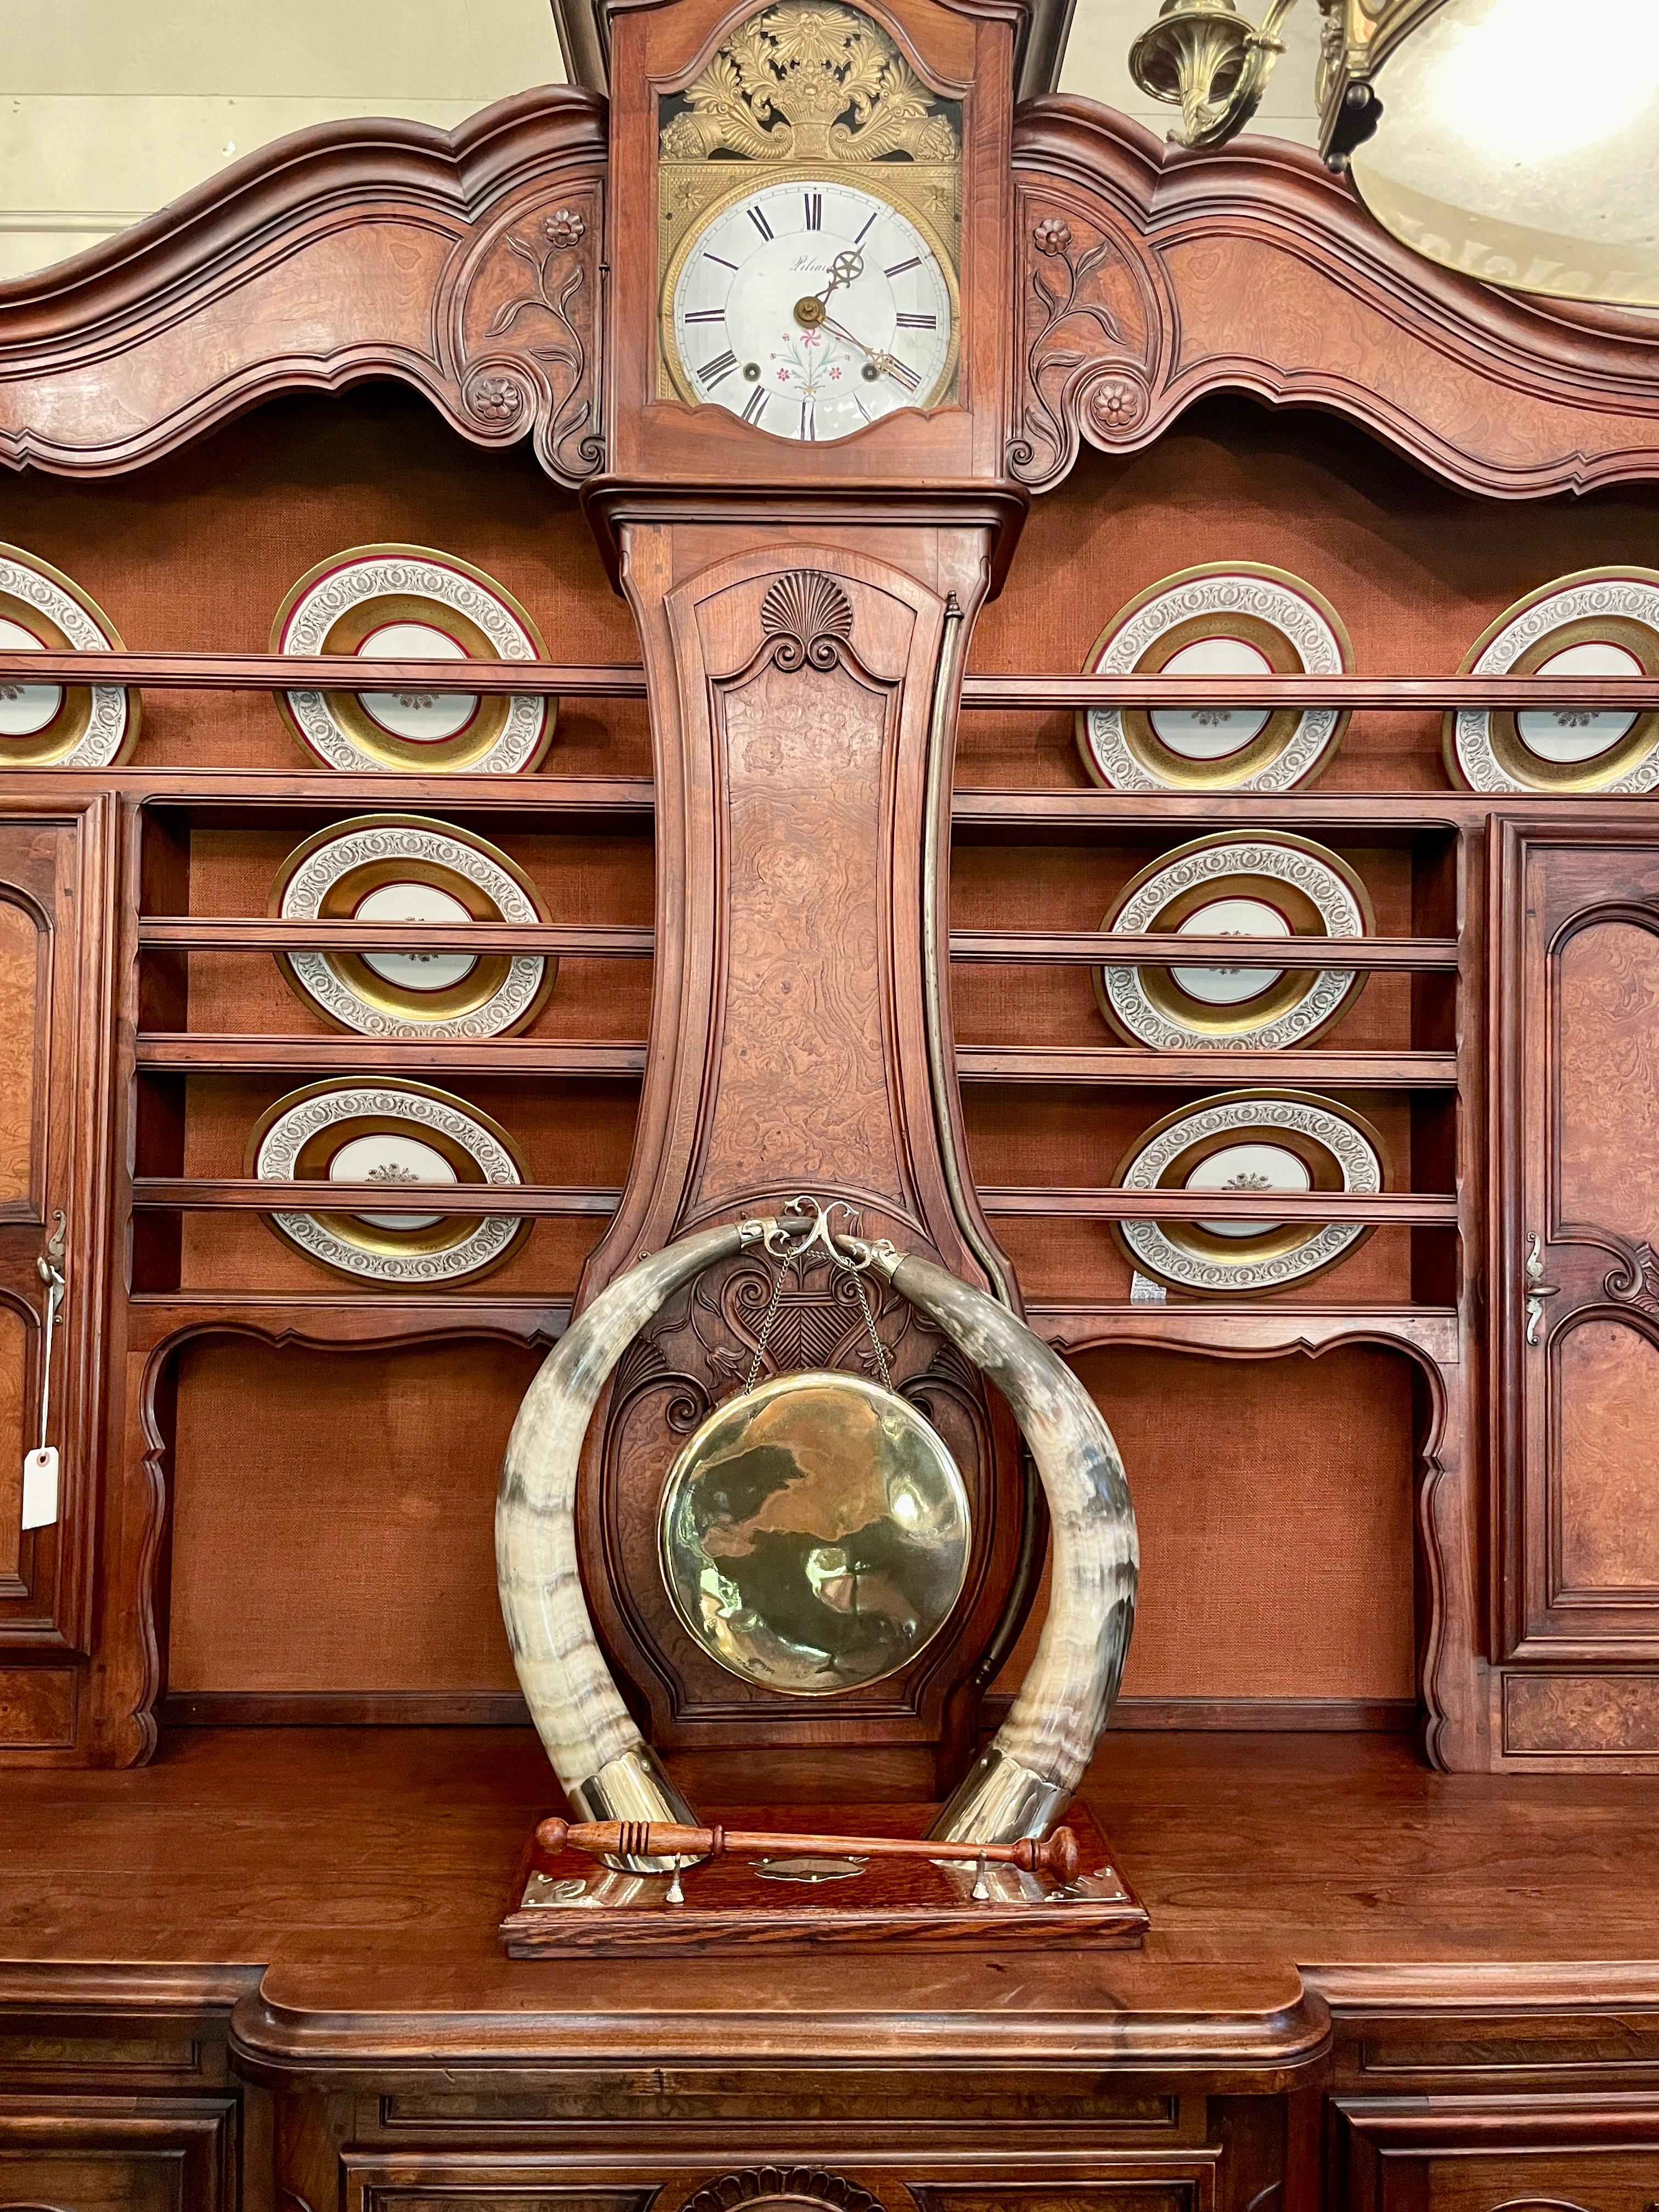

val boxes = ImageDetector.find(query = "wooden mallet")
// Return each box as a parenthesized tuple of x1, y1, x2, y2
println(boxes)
(536, 1816, 1082, 1888)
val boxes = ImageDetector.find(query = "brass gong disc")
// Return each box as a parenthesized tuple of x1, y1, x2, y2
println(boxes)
(658, 1369, 971, 1697)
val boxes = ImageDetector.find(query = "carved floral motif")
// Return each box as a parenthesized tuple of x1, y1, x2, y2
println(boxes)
(1010, 202, 1160, 491)
(453, 183, 604, 484)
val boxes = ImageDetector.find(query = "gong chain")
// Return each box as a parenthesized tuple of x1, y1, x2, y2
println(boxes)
(742, 1233, 894, 1395)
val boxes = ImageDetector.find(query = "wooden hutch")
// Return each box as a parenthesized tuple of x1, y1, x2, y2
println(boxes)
(5, 0, 1659, 2206)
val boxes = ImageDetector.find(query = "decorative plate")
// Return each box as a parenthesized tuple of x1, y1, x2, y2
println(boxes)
(658, 1370, 971, 1696)
(1446, 568, 1659, 793)
(247, 1080, 528, 1284)
(270, 814, 555, 1040)
(0, 543, 137, 769)
(272, 544, 553, 774)
(1113, 1090, 1386, 1297)
(1077, 563, 1351, 793)
(1096, 832, 1373, 1051)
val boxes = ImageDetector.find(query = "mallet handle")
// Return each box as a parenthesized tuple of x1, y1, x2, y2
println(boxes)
(535, 1817, 1081, 1884)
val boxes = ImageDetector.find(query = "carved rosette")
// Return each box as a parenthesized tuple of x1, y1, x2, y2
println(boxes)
(1010, 193, 1165, 492)
(445, 183, 605, 486)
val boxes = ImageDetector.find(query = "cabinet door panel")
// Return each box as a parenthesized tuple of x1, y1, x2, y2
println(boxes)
(0, 804, 108, 1678)
(1498, 825, 1659, 1674)
(1338, 2095, 1659, 2212)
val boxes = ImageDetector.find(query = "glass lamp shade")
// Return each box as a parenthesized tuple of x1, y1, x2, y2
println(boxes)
(1342, 0, 1659, 308)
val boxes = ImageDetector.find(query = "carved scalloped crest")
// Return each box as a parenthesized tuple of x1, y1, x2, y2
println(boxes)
(760, 568, 855, 672)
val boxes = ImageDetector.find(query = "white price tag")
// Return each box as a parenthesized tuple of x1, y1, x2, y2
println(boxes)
(1129, 1271, 1167, 1305)
(21, 1445, 58, 1531)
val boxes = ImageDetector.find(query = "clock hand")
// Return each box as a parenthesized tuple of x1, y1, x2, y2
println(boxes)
(816, 312, 909, 387)
(793, 249, 864, 330)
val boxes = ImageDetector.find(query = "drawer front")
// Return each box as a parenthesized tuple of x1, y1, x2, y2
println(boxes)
(0, 2098, 235, 2212)
(1338, 2096, 1659, 2211)
(342, 2163, 1224, 2212)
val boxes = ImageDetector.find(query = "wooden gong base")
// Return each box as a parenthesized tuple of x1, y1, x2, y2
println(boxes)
(500, 1801, 1147, 1957)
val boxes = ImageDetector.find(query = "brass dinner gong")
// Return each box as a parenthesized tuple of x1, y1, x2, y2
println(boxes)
(659, 1368, 971, 1696)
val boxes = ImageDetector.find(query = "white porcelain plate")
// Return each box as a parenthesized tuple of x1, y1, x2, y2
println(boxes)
(1078, 563, 1351, 793)
(1446, 568, 1659, 793)
(248, 1080, 527, 1284)
(1097, 833, 1373, 1051)
(0, 543, 137, 768)
(1113, 1090, 1385, 1296)
(270, 813, 554, 1039)
(273, 545, 554, 774)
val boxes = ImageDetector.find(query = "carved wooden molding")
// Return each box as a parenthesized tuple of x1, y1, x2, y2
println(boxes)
(1012, 101, 1659, 500)
(0, 92, 607, 487)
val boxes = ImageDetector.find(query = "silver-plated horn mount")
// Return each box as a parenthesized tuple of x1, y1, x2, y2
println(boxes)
(495, 1204, 1137, 1863)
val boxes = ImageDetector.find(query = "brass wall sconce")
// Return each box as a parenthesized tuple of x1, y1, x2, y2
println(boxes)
(1128, 0, 1659, 311)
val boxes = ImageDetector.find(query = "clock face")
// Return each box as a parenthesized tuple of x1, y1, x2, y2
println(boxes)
(664, 173, 957, 443)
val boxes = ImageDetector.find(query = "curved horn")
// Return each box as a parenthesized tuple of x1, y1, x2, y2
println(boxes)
(496, 1217, 774, 1868)
(871, 1249, 1138, 1846)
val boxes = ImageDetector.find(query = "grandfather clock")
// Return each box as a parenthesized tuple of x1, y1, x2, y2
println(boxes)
(572, 0, 1032, 1770)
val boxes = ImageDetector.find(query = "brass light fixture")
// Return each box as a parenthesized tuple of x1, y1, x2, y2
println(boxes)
(1128, 0, 1659, 311)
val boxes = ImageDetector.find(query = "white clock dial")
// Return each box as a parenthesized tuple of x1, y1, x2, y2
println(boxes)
(666, 174, 957, 442)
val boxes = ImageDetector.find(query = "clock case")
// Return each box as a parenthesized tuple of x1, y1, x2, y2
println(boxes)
(600, 0, 1019, 507)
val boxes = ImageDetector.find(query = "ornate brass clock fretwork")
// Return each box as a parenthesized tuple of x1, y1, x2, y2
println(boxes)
(660, 5, 960, 170)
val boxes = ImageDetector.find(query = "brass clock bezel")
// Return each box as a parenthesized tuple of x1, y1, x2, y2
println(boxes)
(658, 166, 963, 429)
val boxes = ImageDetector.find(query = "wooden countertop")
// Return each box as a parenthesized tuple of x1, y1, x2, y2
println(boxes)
(2, 1729, 1654, 2073)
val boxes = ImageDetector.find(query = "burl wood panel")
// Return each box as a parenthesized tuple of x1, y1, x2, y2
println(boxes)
(1556, 1322, 1659, 1598)
(0, 1661, 76, 1748)
(0, 898, 40, 1211)
(1558, 921, 1659, 1231)
(166, 1335, 540, 1693)
(699, 659, 902, 1203)
(993, 1346, 1416, 1705)
(0, 1305, 26, 1584)
(1504, 1673, 1659, 1757)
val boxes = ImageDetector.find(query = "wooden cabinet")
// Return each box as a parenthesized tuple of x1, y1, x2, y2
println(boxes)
(0, 802, 111, 1744)
(1335, 2096, 1659, 2212)
(1494, 820, 1659, 1762)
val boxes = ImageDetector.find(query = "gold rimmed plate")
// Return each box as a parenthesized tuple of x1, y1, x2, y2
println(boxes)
(273, 544, 554, 774)
(0, 543, 138, 769)
(1077, 562, 1351, 793)
(1097, 832, 1373, 1051)
(1113, 1089, 1386, 1297)
(270, 814, 555, 1040)
(1446, 567, 1659, 794)
(248, 1079, 528, 1284)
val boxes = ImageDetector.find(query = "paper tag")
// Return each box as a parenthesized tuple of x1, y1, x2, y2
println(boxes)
(21, 1445, 58, 1531)
(1129, 1271, 1167, 1305)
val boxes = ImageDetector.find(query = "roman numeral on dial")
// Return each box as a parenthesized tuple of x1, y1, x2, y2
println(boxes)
(895, 312, 936, 330)
(748, 206, 774, 241)
(884, 256, 921, 278)
(682, 309, 725, 324)
(803, 192, 822, 230)
(697, 351, 738, 388)
(741, 387, 769, 425)
(886, 356, 922, 392)
(799, 400, 816, 441)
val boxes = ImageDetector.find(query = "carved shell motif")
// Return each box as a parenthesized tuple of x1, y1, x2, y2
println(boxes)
(760, 569, 855, 673)
(676, 2170, 887, 2212)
